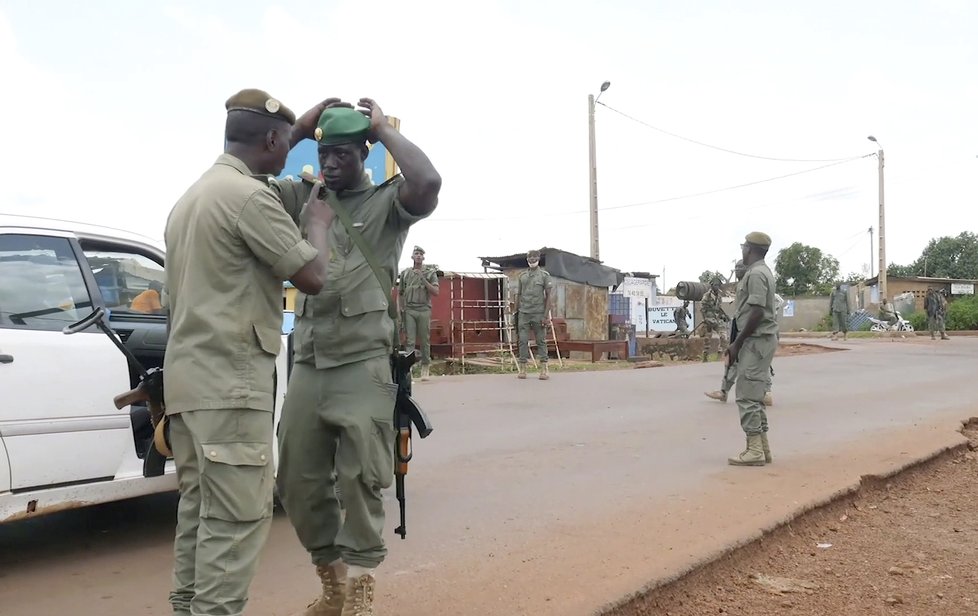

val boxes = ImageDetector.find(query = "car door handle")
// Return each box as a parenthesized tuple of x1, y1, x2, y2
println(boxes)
(0, 354, 13, 364)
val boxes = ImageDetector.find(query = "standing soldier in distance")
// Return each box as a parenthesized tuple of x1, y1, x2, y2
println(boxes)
(163, 89, 335, 616)
(829, 283, 850, 341)
(272, 99, 441, 616)
(398, 246, 439, 381)
(673, 300, 692, 336)
(726, 232, 779, 467)
(925, 288, 950, 340)
(699, 275, 729, 361)
(514, 249, 555, 380)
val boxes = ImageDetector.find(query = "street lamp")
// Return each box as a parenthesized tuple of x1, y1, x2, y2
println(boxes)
(868, 135, 886, 300)
(588, 81, 611, 260)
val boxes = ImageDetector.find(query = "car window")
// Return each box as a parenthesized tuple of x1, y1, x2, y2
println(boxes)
(82, 249, 166, 315)
(0, 234, 94, 330)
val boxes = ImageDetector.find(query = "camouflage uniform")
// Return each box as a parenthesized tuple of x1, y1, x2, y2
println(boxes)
(699, 280, 729, 360)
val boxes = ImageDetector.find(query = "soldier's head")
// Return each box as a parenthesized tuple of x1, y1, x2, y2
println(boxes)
(315, 107, 371, 192)
(527, 249, 541, 269)
(710, 275, 723, 289)
(734, 260, 746, 281)
(412, 246, 425, 266)
(741, 231, 772, 265)
(682, 300, 689, 308)
(836, 283, 842, 291)
(223, 89, 296, 176)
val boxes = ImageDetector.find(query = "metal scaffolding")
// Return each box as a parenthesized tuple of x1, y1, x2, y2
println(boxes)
(445, 273, 517, 373)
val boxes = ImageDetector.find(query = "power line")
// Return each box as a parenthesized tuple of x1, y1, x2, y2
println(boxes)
(597, 102, 866, 163)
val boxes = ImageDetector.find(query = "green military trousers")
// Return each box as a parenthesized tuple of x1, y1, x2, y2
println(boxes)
(517, 312, 548, 364)
(929, 314, 946, 337)
(169, 409, 275, 616)
(735, 334, 777, 435)
(832, 310, 848, 333)
(403, 307, 432, 365)
(276, 356, 396, 569)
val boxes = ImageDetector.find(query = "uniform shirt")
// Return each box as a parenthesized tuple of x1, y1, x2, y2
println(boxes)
(830, 289, 849, 312)
(274, 174, 429, 370)
(130, 288, 162, 313)
(733, 259, 779, 337)
(517, 267, 554, 316)
(163, 154, 318, 414)
(398, 267, 438, 310)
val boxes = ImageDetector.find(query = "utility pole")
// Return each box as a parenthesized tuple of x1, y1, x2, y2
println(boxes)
(868, 136, 887, 300)
(588, 81, 610, 261)
(868, 226, 874, 278)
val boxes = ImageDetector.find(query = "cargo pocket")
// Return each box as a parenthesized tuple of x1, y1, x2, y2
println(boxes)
(253, 323, 281, 356)
(200, 441, 274, 522)
(362, 418, 396, 490)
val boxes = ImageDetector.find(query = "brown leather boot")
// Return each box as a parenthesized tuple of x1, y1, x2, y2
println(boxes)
(340, 573, 376, 616)
(292, 562, 346, 616)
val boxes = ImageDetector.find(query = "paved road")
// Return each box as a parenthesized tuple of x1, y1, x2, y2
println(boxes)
(1, 338, 975, 616)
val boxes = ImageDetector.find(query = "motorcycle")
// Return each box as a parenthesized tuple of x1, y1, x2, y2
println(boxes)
(867, 315, 915, 333)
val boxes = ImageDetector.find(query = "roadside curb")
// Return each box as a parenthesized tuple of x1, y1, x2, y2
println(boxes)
(596, 416, 978, 615)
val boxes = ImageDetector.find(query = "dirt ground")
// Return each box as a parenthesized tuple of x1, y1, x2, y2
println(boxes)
(775, 343, 842, 357)
(605, 421, 978, 616)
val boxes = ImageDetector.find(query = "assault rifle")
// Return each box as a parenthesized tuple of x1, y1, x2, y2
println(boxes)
(390, 348, 434, 539)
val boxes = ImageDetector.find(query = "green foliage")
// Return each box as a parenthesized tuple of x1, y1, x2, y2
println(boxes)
(774, 243, 839, 296)
(946, 295, 978, 331)
(887, 232, 978, 279)
(699, 270, 726, 284)
(908, 311, 929, 332)
(813, 312, 833, 332)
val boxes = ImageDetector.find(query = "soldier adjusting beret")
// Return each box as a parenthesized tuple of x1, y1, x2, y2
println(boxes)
(745, 231, 772, 247)
(225, 88, 296, 124)
(315, 107, 371, 145)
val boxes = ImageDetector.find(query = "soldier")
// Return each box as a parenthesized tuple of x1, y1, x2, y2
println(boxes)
(926, 288, 951, 340)
(705, 260, 773, 406)
(514, 249, 555, 380)
(699, 275, 729, 361)
(726, 232, 779, 467)
(829, 283, 850, 341)
(272, 100, 441, 616)
(673, 300, 691, 336)
(879, 298, 898, 327)
(398, 246, 439, 380)
(163, 89, 334, 616)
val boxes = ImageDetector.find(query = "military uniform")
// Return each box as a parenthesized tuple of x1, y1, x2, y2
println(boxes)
(829, 286, 850, 340)
(926, 289, 950, 340)
(673, 303, 691, 336)
(164, 90, 317, 616)
(515, 254, 555, 379)
(273, 108, 430, 615)
(699, 282, 729, 360)
(728, 232, 779, 467)
(398, 250, 438, 371)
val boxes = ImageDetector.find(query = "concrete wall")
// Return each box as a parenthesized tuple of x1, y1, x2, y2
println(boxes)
(691, 294, 833, 332)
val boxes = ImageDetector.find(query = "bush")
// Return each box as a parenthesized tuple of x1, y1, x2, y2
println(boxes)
(814, 312, 833, 332)
(947, 295, 978, 330)
(908, 311, 928, 332)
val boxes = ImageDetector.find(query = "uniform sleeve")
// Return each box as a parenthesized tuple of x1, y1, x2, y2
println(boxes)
(745, 271, 770, 308)
(398, 269, 407, 292)
(383, 177, 431, 230)
(268, 178, 311, 225)
(544, 273, 555, 290)
(237, 188, 319, 280)
(427, 269, 440, 290)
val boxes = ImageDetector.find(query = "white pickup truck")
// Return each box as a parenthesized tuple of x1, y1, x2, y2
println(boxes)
(0, 214, 292, 523)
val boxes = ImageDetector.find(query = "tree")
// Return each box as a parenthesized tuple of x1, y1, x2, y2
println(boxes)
(774, 242, 839, 296)
(887, 232, 978, 279)
(699, 270, 726, 284)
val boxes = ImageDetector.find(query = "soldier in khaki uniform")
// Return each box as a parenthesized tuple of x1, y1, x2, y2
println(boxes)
(514, 249, 555, 380)
(397, 246, 439, 381)
(272, 100, 441, 616)
(725, 232, 779, 467)
(163, 89, 336, 616)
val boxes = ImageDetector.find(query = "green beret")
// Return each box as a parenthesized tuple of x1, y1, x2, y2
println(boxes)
(412, 246, 425, 254)
(315, 107, 371, 146)
(225, 88, 296, 124)
(745, 231, 772, 247)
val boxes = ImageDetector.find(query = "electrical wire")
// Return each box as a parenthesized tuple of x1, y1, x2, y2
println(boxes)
(597, 101, 865, 163)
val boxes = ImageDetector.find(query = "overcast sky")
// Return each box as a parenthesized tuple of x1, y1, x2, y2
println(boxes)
(2, 0, 976, 288)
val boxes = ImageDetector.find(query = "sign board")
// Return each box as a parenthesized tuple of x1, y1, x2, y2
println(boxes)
(646, 296, 695, 333)
(619, 276, 652, 299)
(951, 283, 975, 295)
(782, 300, 795, 318)
(277, 116, 401, 185)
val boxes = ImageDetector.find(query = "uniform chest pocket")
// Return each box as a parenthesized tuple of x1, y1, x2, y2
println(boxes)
(252, 324, 281, 356)
(340, 288, 390, 318)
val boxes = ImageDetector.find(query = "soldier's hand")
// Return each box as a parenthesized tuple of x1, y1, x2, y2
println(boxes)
(357, 98, 388, 143)
(295, 98, 354, 140)
(303, 181, 335, 228)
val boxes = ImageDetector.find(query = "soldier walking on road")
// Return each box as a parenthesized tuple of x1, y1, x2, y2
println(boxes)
(272, 100, 441, 616)
(726, 232, 779, 467)
(514, 249, 555, 380)
(398, 246, 439, 380)
(163, 89, 334, 616)
(829, 283, 850, 341)
(699, 275, 729, 361)
(705, 260, 772, 406)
